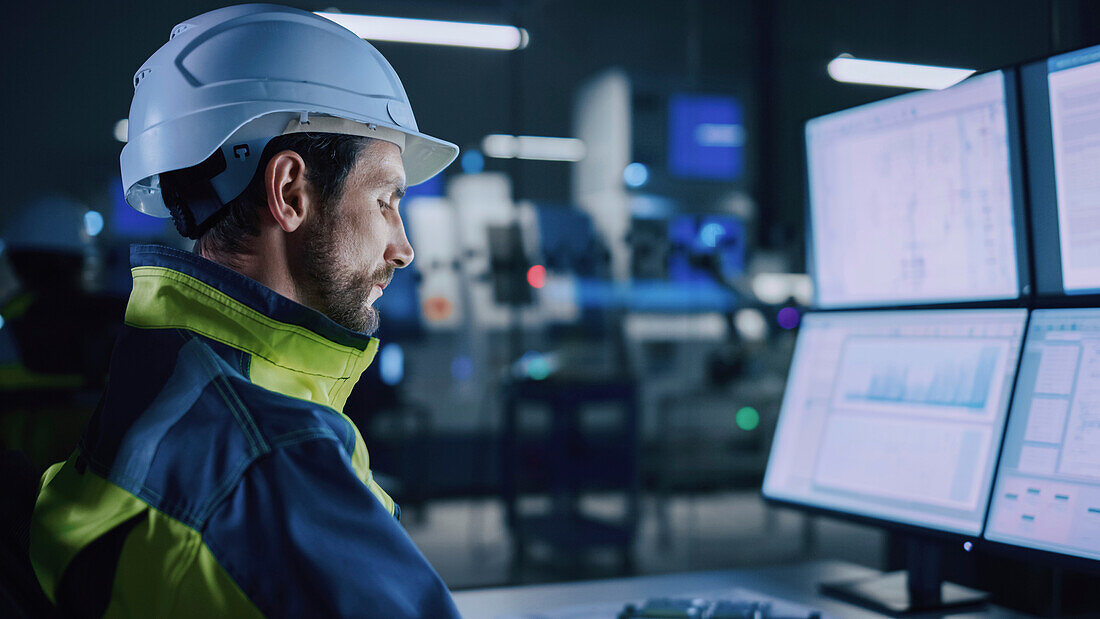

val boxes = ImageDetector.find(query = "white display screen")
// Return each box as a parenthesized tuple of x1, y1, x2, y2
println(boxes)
(1047, 47, 1100, 294)
(763, 309, 1027, 535)
(806, 71, 1020, 308)
(986, 310, 1100, 560)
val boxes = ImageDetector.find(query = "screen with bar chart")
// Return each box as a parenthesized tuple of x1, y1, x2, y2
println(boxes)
(806, 70, 1024, 308)
(986, 309, 1100, 560)
(763, 309, 1028, 535)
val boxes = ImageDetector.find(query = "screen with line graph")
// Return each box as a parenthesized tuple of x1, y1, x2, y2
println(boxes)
(763, 309, 1027, 535)
(986, 309, 1100, 560)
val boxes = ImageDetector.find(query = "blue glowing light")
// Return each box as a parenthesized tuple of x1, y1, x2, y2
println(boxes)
(623, 162, 649, 188)
(451, 355, 475, 381)
(403, 172, 444, 199)
(699, 222, 726, 248)
(379, 344, 405, 385)
(669, 94, 744, 181)
(461, 150, 486, 175)
(84, 210, 105, 237)
(0, 314, 5, 330)
(963, 541, 973, 552)
(113, 178, 168, 237)
(777, 307, 800, 330)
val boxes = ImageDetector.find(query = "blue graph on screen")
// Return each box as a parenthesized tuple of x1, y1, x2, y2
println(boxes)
(837, 339, 1002, 411)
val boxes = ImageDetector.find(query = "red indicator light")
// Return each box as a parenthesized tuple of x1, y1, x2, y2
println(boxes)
(527, 265, 546, 289)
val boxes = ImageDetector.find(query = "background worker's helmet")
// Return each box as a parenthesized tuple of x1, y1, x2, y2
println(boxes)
(1, 196, 94, 292)
(1, 196, 91, 256)
(120, 3, 459, 238)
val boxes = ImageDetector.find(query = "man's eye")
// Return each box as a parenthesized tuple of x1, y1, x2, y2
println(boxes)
(378, 200, 390, 211)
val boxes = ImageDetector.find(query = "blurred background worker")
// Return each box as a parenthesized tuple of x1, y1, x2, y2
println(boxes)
(0, 196, 124, 468)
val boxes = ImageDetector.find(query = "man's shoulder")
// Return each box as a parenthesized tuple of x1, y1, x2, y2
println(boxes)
(104, 331, 359, 528)
(148, 330, 358, 449)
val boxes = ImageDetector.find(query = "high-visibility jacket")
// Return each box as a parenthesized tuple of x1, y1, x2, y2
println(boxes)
(29, 244, 459, 617)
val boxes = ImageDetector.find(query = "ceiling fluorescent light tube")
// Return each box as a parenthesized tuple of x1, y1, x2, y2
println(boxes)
(827, 54, 975, 90)
(316, 12, 529, 50)
(482, 135, 586, 161)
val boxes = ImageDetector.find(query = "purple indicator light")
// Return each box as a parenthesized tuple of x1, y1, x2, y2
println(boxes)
(963, 541, 973, 552)
(777, 307, 800, 330)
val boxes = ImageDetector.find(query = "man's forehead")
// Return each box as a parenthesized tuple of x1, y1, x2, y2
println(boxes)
(353, 139, 407, 194)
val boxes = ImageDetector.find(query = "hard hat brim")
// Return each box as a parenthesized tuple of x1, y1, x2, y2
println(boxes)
(403, 130, 460, 187)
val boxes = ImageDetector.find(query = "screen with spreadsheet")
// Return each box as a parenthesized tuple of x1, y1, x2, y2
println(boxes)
(763, 310, 1028, 535)
(986, 310, 1100, 560)
(806, 70, 1024, 309)
(1023, 45, 1100, 296)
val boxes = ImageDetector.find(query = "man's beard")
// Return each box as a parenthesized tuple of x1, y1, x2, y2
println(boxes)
(297, 213, 393, 335)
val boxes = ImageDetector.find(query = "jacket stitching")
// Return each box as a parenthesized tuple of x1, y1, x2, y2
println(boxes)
(271, 427, 339, 445)
(193, 455, 256, 526)
(187, 338, 270, 455)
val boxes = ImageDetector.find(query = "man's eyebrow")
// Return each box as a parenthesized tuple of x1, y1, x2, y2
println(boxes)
(386, 179, 407, 199)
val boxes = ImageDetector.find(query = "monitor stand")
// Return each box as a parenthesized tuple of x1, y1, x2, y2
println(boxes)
(819, 538, 990, 615)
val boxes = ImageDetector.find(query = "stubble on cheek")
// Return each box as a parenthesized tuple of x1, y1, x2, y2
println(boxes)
(299, 214, 381, 334)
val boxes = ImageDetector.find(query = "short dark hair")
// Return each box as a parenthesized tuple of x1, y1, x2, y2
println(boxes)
(165, 132, 373, 256)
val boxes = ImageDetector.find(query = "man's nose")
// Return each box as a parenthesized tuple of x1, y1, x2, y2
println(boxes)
(386, 221, 414, 268)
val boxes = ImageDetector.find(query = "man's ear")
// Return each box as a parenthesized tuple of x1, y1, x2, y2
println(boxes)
(264, 150, 312, 233)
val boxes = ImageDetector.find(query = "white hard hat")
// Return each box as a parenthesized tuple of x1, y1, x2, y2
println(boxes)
(121, 4, 459, 228)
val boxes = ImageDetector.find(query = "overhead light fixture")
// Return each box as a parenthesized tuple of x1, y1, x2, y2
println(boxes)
(751, 273, 813, 306)
(315, 12, 529, 50)
(827, 54, 974, 90)
(481, 134, 586, 161)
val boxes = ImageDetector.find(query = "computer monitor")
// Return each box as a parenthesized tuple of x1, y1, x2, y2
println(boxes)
(1022, 45, 1100, 298)
(985, 309, 1100, 564)
(763, 309, 1028, 612)
(764, 309, 1027, 534)
(805, 70, 1028, 309)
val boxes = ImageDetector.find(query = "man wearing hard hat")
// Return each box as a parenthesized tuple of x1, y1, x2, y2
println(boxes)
(28, 5, 460, 617)
(0, 197, 125, 467)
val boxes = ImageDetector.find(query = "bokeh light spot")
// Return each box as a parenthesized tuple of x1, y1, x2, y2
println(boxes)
(735, 406, 760, 431)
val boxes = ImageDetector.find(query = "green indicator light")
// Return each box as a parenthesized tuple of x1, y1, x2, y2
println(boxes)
(735, 406, 760, 431)
(527, 358, 551, 381)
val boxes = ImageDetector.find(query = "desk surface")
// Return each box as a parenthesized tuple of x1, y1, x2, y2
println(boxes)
(452, 560, 1028, 618)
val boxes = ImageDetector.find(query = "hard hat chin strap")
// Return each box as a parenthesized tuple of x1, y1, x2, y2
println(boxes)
(160, 150, 229, 240)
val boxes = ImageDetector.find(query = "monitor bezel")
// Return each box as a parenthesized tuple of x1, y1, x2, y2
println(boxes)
(803, 67, 1032, 312)
(760, 307, 1032, 545)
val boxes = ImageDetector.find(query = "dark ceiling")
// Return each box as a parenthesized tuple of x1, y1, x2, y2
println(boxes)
(1, 0, 1097, 255)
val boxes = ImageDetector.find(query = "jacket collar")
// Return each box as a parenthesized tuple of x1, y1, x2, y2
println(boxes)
(124, 244, 379, 412)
